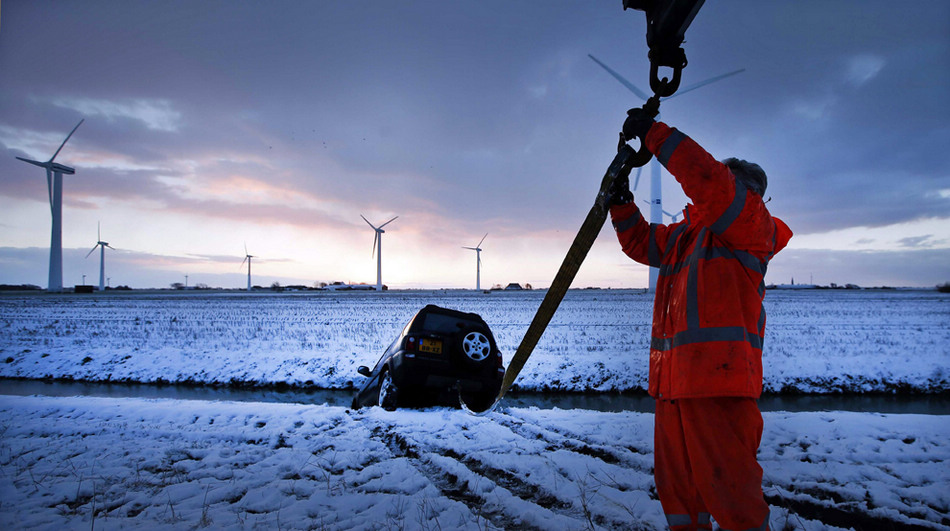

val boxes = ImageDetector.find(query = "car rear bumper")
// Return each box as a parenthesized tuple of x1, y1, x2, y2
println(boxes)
(391, 352, 504, 393)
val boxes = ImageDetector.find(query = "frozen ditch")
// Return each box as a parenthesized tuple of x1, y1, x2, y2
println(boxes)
(2, 378, 949, 414)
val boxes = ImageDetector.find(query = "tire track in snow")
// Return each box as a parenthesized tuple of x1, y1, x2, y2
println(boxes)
(372, 426, 533, 530)
(372, 425, 616, 531)
(490, 415, 661, 529)
(387, 421, 659, 531)
(764, 490, 946, 531)
(496, 416, 655, 478)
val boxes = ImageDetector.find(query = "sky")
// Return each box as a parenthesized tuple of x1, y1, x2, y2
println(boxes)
(1, 1, 948, 290)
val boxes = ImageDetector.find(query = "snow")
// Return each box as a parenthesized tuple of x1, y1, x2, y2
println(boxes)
(1, 289, 947, 393)
(0, 289, 948, 529)
(1, 396, 947, 530)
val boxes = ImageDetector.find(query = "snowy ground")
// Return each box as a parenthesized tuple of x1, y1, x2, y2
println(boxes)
(0, 289, 948, 529)
(1, 395, 948, 530)
(1, 289, 947, 393)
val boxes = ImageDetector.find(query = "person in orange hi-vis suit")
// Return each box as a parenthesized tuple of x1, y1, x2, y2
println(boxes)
(608, 108, 793, 531)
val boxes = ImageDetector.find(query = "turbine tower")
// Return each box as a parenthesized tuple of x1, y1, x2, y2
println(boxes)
(463, 233, 487, 291)
(361, 215, 397, 291)
(15, 119, 84, 292)
(589, 55, 743, 291)
(85, 222, 114, 292)
(241, 244, 255, 292)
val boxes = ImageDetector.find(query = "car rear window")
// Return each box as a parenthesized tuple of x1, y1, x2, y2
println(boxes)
(418, 312, 478, 334)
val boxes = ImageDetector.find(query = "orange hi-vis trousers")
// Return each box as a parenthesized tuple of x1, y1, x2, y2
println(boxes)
(654, 397, 770, 531)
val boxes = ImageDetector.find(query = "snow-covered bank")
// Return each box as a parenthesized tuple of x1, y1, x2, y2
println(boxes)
(1, 395, 947, 530)
(1, 289, 947, 394)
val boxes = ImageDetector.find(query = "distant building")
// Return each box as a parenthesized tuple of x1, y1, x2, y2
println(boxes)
(504, 283, 523, 291)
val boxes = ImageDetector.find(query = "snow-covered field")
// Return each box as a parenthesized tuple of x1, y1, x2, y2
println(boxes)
(1, 289, 948, 529)
(1, 289, 947, 393)
(1, 395, 947, 530)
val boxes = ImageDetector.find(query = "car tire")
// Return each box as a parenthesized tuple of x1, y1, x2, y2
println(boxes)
(459, 390, 496, 413)
(378, 369, 398, 411)
(459, 329, 493, 364)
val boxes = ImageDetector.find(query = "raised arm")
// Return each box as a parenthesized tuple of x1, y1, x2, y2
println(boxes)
(645, 122, 781, 255)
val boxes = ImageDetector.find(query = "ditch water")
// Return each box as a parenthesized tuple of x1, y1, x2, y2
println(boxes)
(1, 378, 948, 414)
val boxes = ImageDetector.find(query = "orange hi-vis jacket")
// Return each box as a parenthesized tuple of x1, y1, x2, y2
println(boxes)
(610, 122, 792, 400)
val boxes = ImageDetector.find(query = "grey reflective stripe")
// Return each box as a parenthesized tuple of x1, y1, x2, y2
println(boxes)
(698, 512, 711, 525)
(659, 261, 688, 278)
(648, 224, 661, 267)
(707, 246, 768, 276)
(710, 175, 747, 235)
(720, 510, 770, 531)
(612, 209, 641, 233)
(657, 232, 768, 278)
(686, 228, 706, 330)
(757, 303, 767, 336)
(666, 223, 688, 255)
(652, 326, 764, 351)
(767, 219, 778, 260)
(657, 224, 690, 277)
(666, 513, 692, 527)
(658, 128, 686, 167)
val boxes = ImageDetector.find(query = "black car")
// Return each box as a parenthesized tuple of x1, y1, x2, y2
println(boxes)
(352, 304, 505, 411)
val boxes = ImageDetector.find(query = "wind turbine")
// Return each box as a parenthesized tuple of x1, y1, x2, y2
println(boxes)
(85, 222, 114, 292)
(463, 233, 487, 291)
(361, 215, 397, 291)
(16, 119, 84, 292)
(589, 55, 743, 291)
(630, 168, 684, 223)
(241, 244, 255, 292)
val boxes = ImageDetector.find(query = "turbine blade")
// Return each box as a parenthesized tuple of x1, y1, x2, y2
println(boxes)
(85, 245, 98, 259)
(588, 54, 650, 101)
(477, 233, 487, 247)
(361, 215, 377, 230)
(372, 232, 378, 258)
(379, 215, 398, 229)
(46, 168, 53, 210)
(98, 221, 101, 241)
(633, 166, 643, 191)
(15, 157, 48, 169)
(49, 119, 84, 163)
(462, 246, 476, 250)
(666, 69, 745, 100)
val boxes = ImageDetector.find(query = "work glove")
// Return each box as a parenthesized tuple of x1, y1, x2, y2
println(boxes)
(607, 173, 633, 206)
(622, 96, 660, 143)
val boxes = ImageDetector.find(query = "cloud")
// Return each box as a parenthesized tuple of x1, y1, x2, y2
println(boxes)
(51, 97, 182, 132)
(1, 1, 948, 290)
(845, 54, 886, 86)
(897, 235, 945, 249)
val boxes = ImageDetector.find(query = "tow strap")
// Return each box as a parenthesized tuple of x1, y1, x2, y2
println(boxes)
(463, 137, 652, 415)
(462, 0, 704, 414)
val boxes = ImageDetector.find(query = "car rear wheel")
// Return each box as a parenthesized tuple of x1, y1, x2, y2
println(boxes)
(378, 369, 398, 411)
(460, 330, 492, 363)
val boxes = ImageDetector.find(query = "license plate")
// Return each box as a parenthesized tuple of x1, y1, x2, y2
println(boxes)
(419, 338, 442, 354)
